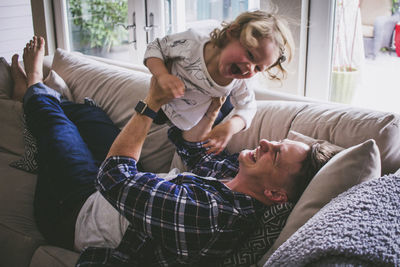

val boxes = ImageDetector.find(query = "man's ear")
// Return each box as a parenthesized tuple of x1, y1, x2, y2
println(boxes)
(264, 189, 288, 204)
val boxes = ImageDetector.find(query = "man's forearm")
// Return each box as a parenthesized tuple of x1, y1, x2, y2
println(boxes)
(107, 95, 162, 160)
(106, 114, 152, 160)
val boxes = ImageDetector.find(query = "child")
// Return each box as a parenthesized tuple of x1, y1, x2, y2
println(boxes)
(144, 10, 294, 154)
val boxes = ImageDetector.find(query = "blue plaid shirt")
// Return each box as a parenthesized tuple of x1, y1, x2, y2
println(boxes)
(76, 127, 265, 267)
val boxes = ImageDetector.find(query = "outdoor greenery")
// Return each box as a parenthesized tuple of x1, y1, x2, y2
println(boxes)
(69, 0, 128, 53)
(392, 0, 399, 14)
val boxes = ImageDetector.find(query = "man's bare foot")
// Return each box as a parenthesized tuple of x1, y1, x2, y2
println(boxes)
(10, 54, 28, 102)
(23, 36, 45, 88)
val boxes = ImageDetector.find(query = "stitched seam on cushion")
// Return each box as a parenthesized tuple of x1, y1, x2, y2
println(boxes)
(0, 221, 42, 240)
(286, 104, 311, 137)
(40, 246, 76, 267)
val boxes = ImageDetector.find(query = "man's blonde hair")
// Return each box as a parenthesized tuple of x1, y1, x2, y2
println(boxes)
(209, 10, 295, 80)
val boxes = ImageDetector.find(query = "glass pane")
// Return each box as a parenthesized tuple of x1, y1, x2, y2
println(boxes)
(164, 1, 255, 43)
(185, 0, 249, 25)
(247, 1, 303, 97)
(66, 0, 130, 61)
(330, 0, 400, 114)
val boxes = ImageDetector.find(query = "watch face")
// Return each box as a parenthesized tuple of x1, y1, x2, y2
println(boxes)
(135, 101, 146, 114)
(135, 100, 157, 119)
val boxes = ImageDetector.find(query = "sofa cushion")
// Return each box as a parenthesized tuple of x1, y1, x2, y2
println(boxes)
(290, 103, 399, 175)
(30, 246, 79, 267)
(226, 101, 309, 153)
(9, 70, 75, 174)
(51, 49, 174, 173)
(0, 57, 13, 99)
(0, 151, 45, 267)
(288, 130, 344, 151)
(51, 48, 150, 129)
(43, 70, 74, 101)
(258, 139, 381, 265)
(0, 99, 25, 157)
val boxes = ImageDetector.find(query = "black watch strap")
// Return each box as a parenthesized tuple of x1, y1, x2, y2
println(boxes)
(135, 100, 157, 119)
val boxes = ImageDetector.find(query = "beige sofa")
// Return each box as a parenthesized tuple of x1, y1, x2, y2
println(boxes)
(1, 49, 400, 267)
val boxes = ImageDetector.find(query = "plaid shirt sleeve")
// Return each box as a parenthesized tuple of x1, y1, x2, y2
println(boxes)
(168, 127, 239, 179)
(95, 156, 236, 261)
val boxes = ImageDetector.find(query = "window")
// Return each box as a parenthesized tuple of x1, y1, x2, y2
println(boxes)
(56, 0, 260, 64)
(307, 0, 400, 113)
(53, 0, 307, 101)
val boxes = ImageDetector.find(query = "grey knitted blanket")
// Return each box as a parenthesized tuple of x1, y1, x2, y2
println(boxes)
(265, 174, 400, 267)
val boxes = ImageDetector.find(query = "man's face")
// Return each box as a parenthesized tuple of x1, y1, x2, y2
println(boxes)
(238, 139, 310, 191)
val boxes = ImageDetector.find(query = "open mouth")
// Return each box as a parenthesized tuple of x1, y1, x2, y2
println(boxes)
(231, 64, 249, 76)
(250, 149, 257, 162)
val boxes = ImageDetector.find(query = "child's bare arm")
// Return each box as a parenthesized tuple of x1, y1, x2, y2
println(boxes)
(202, 116, 245, 155)
(182, 97, 226, 142)
(145, 57, 184, 96)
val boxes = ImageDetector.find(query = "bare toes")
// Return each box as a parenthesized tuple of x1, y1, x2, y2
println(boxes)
(12, 54, 19, 64)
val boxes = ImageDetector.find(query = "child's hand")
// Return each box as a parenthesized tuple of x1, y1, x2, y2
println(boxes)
(156, 73, 185, 98)
(202, 122, 235, 155)
(202, 115, 246, 155)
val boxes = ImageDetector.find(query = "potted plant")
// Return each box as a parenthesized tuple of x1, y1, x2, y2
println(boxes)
(330, 0, 363, 104)
(69, 0, 128, 56)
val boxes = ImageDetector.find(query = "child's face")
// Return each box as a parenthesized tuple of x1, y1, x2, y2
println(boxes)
(218, 37, 280, 80)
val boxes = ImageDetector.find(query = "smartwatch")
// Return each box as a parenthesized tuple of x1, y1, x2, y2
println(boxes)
(135, 100, 157, 120)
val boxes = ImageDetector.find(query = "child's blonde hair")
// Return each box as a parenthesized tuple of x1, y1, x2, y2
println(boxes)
(210, 10, 295, 80)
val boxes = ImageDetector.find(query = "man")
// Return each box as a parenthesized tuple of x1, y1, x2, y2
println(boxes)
(12, 36, 337, 266)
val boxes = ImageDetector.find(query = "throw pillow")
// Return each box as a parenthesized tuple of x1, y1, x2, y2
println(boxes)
(220, 202, 294, 267)
(8, 70, 71, 173)
(43, 70, 74, 101)
(51, 48, 151, 129)
(0, 99, 25, 156)
(0, 57, 13, 99)
(257, 138, 381, 266)
(9, 115, 38, 173)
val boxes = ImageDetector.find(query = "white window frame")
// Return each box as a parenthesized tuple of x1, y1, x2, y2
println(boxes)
(305, 0, 336, 100)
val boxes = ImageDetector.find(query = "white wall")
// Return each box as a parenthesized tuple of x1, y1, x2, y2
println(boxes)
(0, 0, 34, 62)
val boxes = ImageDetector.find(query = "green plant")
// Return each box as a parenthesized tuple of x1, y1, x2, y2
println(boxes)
(69, 0, 128, 52)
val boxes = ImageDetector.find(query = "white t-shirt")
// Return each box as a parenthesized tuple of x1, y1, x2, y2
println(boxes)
(144, 29, 257, 130)
(74, 168, 187, 251)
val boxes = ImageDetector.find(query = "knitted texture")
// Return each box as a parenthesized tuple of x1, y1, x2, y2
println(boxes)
(266, 174, 400, 267)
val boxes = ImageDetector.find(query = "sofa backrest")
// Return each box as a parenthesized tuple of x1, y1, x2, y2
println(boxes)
(227, 100, 400, 176)
(49, 48, 400, 175)
(51, 48, 175, 173)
